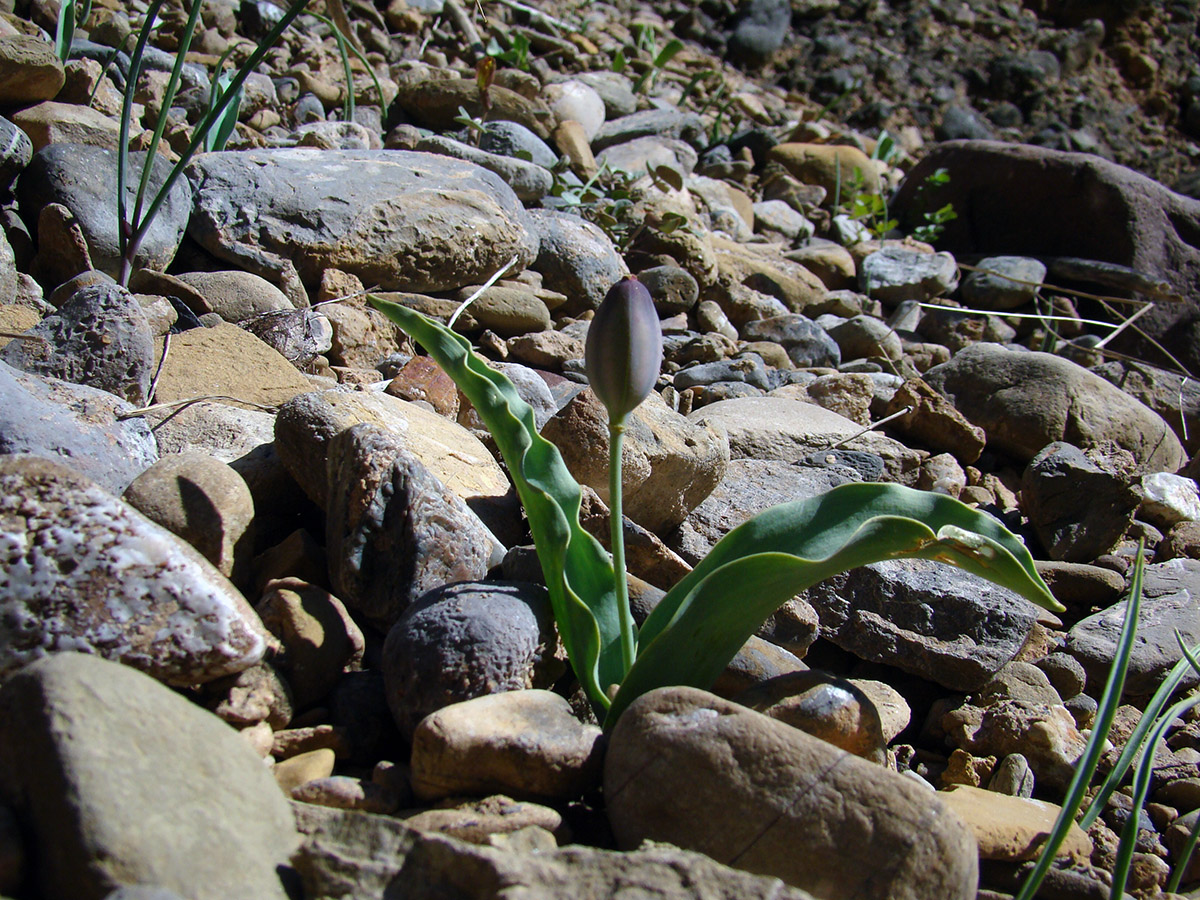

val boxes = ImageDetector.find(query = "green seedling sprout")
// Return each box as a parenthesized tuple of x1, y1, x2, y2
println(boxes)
(368, 279, 1060, 729)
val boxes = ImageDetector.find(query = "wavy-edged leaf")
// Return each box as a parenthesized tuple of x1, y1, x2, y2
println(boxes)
(610, 483, 1059, 725)
(367, 295, 620, 712)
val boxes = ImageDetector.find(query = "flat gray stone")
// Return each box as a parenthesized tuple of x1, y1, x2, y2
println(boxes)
(800, 558, 1042, 691)
(0, 360, 157, 495)
(0, 652, 297, 900)
(1066, 557, 1200, 697)
(187, 149, 539, 297)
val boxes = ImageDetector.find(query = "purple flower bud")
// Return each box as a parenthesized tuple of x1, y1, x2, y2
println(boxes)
(585, 275, 663, 422)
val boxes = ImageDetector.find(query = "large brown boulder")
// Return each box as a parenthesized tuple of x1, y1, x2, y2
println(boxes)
(893, 140, 1200, 373)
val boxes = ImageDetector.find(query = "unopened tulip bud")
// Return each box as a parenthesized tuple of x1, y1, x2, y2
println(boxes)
(585, 275, 663, 423)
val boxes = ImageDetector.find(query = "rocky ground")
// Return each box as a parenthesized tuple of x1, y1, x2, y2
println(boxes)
(2, 0, 1200, 899)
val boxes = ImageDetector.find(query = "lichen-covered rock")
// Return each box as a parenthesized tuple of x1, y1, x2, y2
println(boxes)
(0, 454, 268, 685)
(0, 283, 154, 405)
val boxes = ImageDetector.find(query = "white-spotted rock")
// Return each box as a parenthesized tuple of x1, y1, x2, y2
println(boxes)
(0, 454, 268, 685)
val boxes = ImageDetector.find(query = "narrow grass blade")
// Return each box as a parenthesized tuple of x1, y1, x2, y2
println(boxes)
(1109, 693, 1200, 898)
(1079, 634, 1200, 830)
(1015, 545, 1145, 900)
(123, 0, 311, 278)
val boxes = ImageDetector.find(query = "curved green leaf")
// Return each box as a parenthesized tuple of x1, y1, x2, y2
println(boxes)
(610, 483, 1059, 725)
(367, 295, 620, 712)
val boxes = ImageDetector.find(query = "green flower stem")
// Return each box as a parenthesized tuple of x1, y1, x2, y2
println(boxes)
(609, 416, 635, 676)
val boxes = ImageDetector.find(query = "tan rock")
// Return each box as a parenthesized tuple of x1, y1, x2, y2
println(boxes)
(123, 452, 255, 581)
(256, 579, 365, 708)
(553, 118, 597, 179)
(769, 142, 881, 198)
(541, 388, 729, 535)
(273, 389, 518, 544)
(848, 678, 912, 743)
(0, 304, 39, 349)
(939, 784, 1092, 862)
(0, 35, 64, 105)
(401, 794, 565, 845)
(152, 322, 313, 408)
(274, 748, 336, 793)
(11, 101, 120, 151)
(711, 236, 828, 314)
(410, 690, 603, 803)
(884, 377, 987, 464)
(175, 271, 294, 323)
(786, 241, 857, 290)
(505, 328, 584, 369)
(292, 776, 399, 814)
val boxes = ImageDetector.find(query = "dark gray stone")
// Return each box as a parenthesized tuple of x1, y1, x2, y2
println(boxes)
(415, 135, 553, 202)
(186, 149, 539, 299)
(591, 109, 707, 152)
(638, 265, 699, 315)
(674, 356, 772, 391)
(0, 116, 31, 186)
(859, 247, 959, 304)
(1066, 557, 1200, 698)
(741, 314, 841, 368)
(0, 283, 154, 405)
(727, 0, 791, 66)
(527, 208, 627, 314)
(16, 143, 191, 278)
(800, 558, 1042, 691)
(937, 105, 994, 142)
(960, 256, 1046, 311)
(0, 360, 156, 494)
(1021, 442, 1143, 562)
(326, 424, 494, 631)
(381, 580, 562, 741)
(478, 120, 558, 169)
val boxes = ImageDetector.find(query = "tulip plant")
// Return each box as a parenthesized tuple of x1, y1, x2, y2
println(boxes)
(369, 279, 1062, 728)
